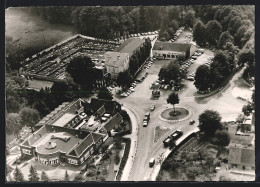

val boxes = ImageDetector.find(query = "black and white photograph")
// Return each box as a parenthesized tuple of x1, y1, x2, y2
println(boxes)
(5, 4, 256, 182)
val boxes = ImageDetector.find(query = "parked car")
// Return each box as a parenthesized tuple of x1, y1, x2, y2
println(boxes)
(129, 87, 135, 92)
(170, 130, 183, 141)
(149, 158, 155, 167)
(187, 76, 194, 81)
(150, 104, 155, 111)
(189, 120, 195, 125)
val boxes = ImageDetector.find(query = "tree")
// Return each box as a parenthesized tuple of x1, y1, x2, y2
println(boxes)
(40, 171, 49, 182)
(113, 136, 123, 150)
(73, 174, 83, 181)
(199, 110, 223, 136)
(218, 31, 234, 49)
(194, 65, 211, 91)
(66, 55, 97, 90)
(242, 104, 253, 116)
(237, 49, 255, 67)
(206, 20, 222, 46)
(119, 110, 130, 121)
(64, 170, 70, 181)
(193, 20, 207, 46)
(28, 165, 40, 182)
(213, 130, 230, 148)
(114, 152, 120, 165)
(97, 87, 113, 100)
(116, 71, 133, 89)
(19, 108, 40, 133)
(13, 166, 24, 182)
(183, 9, 195, 28)
(6, 113, 23, 138)
(167, 92, 179, 113)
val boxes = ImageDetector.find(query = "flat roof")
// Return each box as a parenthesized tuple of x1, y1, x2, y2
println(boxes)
(51, 113, 76, 127)
(33, 132, 82, 155)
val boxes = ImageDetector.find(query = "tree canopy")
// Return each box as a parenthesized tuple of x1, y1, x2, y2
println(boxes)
(193, 20, 207, 47)
(206, 20, 222, 46)
(213, 130, 231, 148)
(19, 107, 40, 132)
(167, 92, 180, 112)
(97, 87, 113, 100)
(28, 165, 40, 182)
(13, 166, 24, 182)
(116, 71, 133, 89)
(6, 113, 23, 138)
(66, 55, 97, 90)
(199, 110, 223, 136)
(194, 65, 211, 91)
(40, 171, 49, 182)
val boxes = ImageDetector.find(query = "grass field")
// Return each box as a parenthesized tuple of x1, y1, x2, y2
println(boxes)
(154, 126, 170, 142)
(28, 80, 54, 91)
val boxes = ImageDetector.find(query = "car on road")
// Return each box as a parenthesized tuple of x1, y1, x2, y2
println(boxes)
(150, 104, 155, 111)
(149, 158, 155, 167)
(120, 93, 128, 97)
(170, 130, 183, 141)
(191, 55, 198, 60)
(164, 85, 168, 90)
(189, 120, 195, 125)
(143, 121, 148, 127)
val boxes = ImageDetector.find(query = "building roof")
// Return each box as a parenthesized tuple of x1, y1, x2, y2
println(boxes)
(51, 113, 76, 127)
(96, 105, 106, 116)
(68, 132, 104, 157)
(114, 38, 145, 56)
(153, 41, 191, 52)
(103, 113, 123, 132)
(89, 98, 121, 115)
(228, 147, 255, 167)
(105, 51, 129, 68)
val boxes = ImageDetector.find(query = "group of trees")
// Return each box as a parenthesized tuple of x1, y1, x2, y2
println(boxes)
(13, 165, 50, 182)
(158, 60, 186, 86)
(198, 110, 230, 148)
(193, 6, 254, 49)
(128, 38, 152, 76)
(194, 50, 236, 91)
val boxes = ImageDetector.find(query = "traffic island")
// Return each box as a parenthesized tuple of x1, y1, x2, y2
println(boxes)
(157, 105, 193, 123)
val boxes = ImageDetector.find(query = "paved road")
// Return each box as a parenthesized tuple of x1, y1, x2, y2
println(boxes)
(114, 39, 248, 181)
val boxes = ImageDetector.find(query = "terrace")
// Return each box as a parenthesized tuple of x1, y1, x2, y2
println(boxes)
(21, 34, 119, 81)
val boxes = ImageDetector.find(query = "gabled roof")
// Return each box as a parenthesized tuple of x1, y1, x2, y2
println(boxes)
(96, 105, 106, 116)
(73, 134, 93, 157)
(68, 132, 104, 157)
(228, 147, 255, 167)
(114, 38, 145, 56)
(89, 98, 120, 115)
(103, 113, 123, 132)
(153, 41, 191, 52)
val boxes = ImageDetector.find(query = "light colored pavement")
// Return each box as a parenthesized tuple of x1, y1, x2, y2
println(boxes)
(120, 106, 139, 181)
(115, 44, 249, 181)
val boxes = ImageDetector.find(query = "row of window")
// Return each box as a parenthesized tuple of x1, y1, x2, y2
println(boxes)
(154, 52, 178, 58)
(68, 158, 78, 165)
(22, 149, 31, 155)
(38, 156, 59, 165)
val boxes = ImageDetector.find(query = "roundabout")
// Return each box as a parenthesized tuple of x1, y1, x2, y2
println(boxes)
(157, 104, 194, 123)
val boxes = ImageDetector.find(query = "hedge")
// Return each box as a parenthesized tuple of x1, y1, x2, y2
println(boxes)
(115, 138, 131, 181)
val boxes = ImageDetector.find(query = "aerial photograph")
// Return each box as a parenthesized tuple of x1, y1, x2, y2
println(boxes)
(5, 5, 255, 182)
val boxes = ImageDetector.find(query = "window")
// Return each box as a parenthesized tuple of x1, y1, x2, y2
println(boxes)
(22, 149, 31, 155)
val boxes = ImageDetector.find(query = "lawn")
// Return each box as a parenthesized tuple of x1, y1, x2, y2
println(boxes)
(28, 80, 54, 91)
(161, 108, 189, 120)
(154, 126, 170, 142)
(228, 124, 254, 146)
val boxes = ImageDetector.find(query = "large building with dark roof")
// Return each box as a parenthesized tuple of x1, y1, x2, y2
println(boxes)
(152, 41, 196, 59)
(20, 98, 122, 166)
(104, 38, 145, 79)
